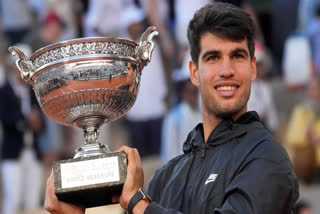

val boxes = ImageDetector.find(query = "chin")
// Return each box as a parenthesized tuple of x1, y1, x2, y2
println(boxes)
(213, 102, 246, 120)
(215, 109, 239, 119)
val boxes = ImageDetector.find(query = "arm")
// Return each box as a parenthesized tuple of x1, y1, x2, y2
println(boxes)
(119, 146, 185, 214)
(117, 146, 147, 212)
(214, 158, 299, 214)
(43, 145, 185, 214)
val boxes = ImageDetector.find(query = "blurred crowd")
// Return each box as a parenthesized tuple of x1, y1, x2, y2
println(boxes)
(0, 0, 319, 213)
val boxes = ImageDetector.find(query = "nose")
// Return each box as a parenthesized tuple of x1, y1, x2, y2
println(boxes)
(219, 58, 234, 78)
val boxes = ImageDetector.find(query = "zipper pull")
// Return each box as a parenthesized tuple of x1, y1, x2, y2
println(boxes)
(201, 143, 206, 158)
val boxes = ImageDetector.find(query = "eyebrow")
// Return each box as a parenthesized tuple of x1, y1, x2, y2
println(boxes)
(201, 47, 249, 61)
(201, 50, 220, 60)
(231, 48, 249, 57)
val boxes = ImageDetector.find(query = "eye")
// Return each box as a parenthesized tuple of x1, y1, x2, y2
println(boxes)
(206, 55, 219, 61)
(231, 52, 248, 60)
(232, 53, 245, 59)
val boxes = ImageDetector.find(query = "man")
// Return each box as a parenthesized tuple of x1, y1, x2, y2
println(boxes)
(0, 44, 44, 214)
(44, 2, 299, 214)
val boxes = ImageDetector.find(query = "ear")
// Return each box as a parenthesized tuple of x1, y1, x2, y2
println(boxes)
(189, 60, 200, 87)
(250, 56, 257, 81)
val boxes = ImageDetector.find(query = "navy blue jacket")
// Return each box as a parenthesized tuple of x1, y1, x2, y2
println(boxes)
(0, 82, 43, 160)
(146, 111, 299, 214)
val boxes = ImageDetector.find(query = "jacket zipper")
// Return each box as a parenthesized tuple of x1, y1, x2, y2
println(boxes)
(201, 143, 206, 158)
(188, 143, 207, 210)
(191, 142, 207, 192)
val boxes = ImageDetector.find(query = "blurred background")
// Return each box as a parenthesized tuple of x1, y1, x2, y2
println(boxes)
(0, 0, 319, 213)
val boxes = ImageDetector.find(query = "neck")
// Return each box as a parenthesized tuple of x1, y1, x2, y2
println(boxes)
(202, 106, 247, 142)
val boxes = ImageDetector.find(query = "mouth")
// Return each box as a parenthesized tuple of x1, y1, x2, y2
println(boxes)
(214, 81, 240, 97)
(216, 85, 237, 91)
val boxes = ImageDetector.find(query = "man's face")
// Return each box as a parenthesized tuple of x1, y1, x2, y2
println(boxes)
(126, 62, 136, 85)
(189, 32, 256, 119)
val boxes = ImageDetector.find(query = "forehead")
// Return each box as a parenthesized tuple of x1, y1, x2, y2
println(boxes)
(199, 32, 249, 54)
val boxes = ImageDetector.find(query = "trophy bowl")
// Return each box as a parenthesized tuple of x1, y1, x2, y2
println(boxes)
(9, 26, 158, 207)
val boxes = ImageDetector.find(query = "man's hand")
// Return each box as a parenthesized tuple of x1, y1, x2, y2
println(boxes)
(116, 146, 146, 210)
(44, 172, 85, 214)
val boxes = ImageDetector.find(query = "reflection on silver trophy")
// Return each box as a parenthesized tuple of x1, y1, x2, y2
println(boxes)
(9, 26, 158, 208)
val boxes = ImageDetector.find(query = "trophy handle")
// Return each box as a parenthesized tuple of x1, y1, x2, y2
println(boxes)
(136, 26, 159, 70)
(8, 46, 34, 85)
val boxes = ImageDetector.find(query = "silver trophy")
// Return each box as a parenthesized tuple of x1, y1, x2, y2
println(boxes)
(9, 27, 158, 208)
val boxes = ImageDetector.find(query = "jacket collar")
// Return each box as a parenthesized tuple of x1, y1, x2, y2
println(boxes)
(183, 111, 261, 153)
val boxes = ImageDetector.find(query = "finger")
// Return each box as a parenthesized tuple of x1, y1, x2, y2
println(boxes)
(117, 147, 142, 166)
(118, 147, 144, 187)
(44, 172, 57, 212)
(116, 145, 131, 154)
(131, 149, 142, 173)
(125, 148, 144, 188)
(118, 146, 140, 167)
(133, 148, 142, 166)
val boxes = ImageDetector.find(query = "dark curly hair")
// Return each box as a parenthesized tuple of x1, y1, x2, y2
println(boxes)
(187, 2, 255, 66)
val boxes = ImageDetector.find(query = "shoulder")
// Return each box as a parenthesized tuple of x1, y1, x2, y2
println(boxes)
(245, 123, 289, 159)
(231, 126, 298, 186)
(254, 137, 291, 164)
(234, 121, 292, 167)
(239, 128, 293, 175)
(237, 119, 271, 145)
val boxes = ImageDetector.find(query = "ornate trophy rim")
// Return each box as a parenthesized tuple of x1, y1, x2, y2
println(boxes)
(9, 26, 158, 85)
(8, 26, 159, 130)
(30, 37, 138, 61)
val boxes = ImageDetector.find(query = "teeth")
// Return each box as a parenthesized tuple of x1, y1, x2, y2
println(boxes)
(217, 86, 235, 91)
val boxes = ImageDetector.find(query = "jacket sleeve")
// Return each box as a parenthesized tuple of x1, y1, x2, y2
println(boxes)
(213, 158, 299, 214)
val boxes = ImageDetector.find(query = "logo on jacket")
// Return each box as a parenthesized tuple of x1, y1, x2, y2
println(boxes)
(205, 173, 218, 185)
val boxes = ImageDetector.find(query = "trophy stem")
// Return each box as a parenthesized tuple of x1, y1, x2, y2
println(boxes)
(73, 116, 111, 158)
(84, 126, 100, 145)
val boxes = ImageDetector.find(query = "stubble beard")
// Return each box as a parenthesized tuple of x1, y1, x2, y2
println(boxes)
(203, 86, 251, 120)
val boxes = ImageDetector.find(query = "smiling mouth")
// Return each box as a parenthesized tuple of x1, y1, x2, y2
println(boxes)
(216, 86, 237, 91)
(214, 82, 240, 97)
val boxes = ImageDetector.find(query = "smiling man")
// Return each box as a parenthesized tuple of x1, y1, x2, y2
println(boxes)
(190, 33, 256, 141)
(44, 2, 299, 214)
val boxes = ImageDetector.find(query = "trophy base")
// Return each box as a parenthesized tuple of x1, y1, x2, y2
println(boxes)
(53, 152, 127, 208)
